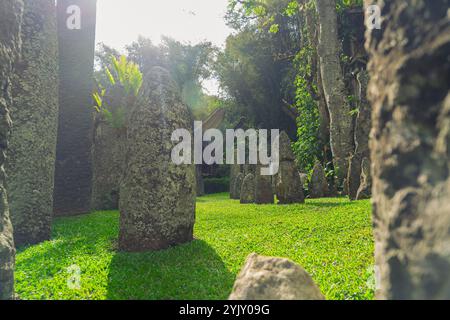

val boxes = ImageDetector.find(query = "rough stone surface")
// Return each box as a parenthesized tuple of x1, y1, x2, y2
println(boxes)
(119, 67, 196, 252)
(309, 162, 329, 198)
(240, 173, 255, 204)
(0, 0, 23, 301)
(6, 0, 58, 246)
(233, 173, 245, 200)
(279, 131, 295, 161)
(91, 122, 126, 210)
(255, 166, 274, 204)
(54, 0, 97, 216)
(275, 161, 305, 204)
(356, 157, 371, 200)
(366, 0, 450, 299)
(229, 253, 325, 300)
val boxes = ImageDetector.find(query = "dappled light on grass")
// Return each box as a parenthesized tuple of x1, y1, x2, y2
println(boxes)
(15, 193, 374, 300)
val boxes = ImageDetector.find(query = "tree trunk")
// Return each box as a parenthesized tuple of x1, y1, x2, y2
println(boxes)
(316, 0, 354, 183)
(7, 0, 58, 246)
(0, 0, 23, 301)
(367, 0, 450, 299)
(54, 0, 97, 216)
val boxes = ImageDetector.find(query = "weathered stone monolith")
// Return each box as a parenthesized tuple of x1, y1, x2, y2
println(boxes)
(6, 0, 58, 246)
(229, 253, 325, 300)
(233, 173, 245, 200)
(54, 0, 97, 216)
(119, 67, 196, 252)
(366, 0, 450, 299)
(255, 166, 274, 204)
(240, 173, 255, 204)
(275, 132, 304, 204)
(229, 154, 241, 199)
(0, 0, 23, 301)
(309, 162, 328, 198)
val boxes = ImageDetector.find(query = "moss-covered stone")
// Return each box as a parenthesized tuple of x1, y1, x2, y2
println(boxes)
(0, 0, 23, 301)
(53, 0, 97, 216)
(119, 67, 196, 252)
(6, 0, 58, 246)
(367, 0, 450, 299)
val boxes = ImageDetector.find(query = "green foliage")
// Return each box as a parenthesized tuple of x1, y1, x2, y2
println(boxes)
(92, 55, 143, 128)
(126, 36, 219, 120)
(15, 194, 374, 300)
(204, 177, 230, 194)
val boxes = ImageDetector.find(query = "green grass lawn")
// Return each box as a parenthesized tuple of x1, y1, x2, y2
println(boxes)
(15, 193, 375, 300)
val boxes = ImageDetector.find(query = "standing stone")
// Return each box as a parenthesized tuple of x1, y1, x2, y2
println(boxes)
(0, 0, 23, 300)
(195, 165, 204, 196)
(229, 253, 325, 300)
(279, 131, 295, 161)
(119, 67, 196, 252)
(309, 162, 329, 198)
(255, 166, 274, 204)
(6, 0, 58, 246)
(233, 173, 245, 200)
(91, 122, 126, 210)
(240, 173, 255, 204)
(276, 132, 305, 204)
(275, 161, 305, 204)
(366, 0, 450, 299)
(356, 157, 371, 200)
(54, 0, 97, 216)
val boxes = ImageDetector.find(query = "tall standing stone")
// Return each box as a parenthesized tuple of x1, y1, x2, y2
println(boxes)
(0, 0, 23, 300)
(54, 0, 97, 216)
(309, 162, 329, 199)
(233, 173, 245, 200)
(255, 166, 274, 204)
(356, 157, 371, 200)
(366, 0, 450, 299)
(6, 0, 58, 246)
(275, 132, 305, 204)
(240, 173, 255, 204)
(119, 67, 196, 252)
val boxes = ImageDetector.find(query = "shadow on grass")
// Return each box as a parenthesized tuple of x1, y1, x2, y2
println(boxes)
(106, 239, 235, 300)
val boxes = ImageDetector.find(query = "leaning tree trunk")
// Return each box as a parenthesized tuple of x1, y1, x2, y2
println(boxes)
(0, 0, 23, 301)
(54, 0, 97, 216)
(7, 0, 58, 246)
(316, 0, 354, 184)
(367, 0, 450, 299)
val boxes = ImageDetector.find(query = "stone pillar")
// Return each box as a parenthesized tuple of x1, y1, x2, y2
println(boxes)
(240, 173, 255, 204)
(309, 162, 329, 199)
(119, 67, 196, 252)
(255, 166, 274, 204)
(275, 132, 305, 204)
(0, 0, 23, 301)
(195, 165, 204, 196)
(366, 0, 450, 299)
(54, 0, 97, 216)
(6, 0, 58, 246)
